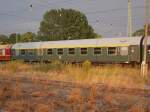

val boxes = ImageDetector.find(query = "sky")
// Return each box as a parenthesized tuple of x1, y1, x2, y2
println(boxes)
(0, 0, 149, 37)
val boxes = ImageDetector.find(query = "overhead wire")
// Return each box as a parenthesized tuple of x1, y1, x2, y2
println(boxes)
(0, 0, 147, 36)
(0, 4, 145, 21)
(86, 5, 144, 15)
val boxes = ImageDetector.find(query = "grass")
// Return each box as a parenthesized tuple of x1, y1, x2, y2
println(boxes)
(0, 60, 149, 89)
(0, 61, 149, 111)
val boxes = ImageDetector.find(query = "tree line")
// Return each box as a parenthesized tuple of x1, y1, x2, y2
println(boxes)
(133, 24, 150, 36)
(0, 32, 36, 44)
(0, 8, 149, 44)
(0, 9, 102, 44)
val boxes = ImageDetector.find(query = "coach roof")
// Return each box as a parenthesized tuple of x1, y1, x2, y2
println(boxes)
(12, 42, 42, 49)
(40, 36, 144, 48)
(12, 36, 150, 49)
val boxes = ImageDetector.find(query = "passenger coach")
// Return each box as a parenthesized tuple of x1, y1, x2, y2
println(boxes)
(11, 36, 150, 64)
(0, 45, 11, 62)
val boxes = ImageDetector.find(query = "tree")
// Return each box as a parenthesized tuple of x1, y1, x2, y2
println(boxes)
(20, 32, 36, 42)
(8, 33, 22, 43)
(39, 8, 99, 41)
(9, 33, 16, 44)
(0, 34, 9, 44)
(95, 33, 102, 38)
(133, 24, 150, 36)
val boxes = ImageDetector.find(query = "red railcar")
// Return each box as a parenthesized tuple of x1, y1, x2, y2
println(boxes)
(0, 45, 11, 61)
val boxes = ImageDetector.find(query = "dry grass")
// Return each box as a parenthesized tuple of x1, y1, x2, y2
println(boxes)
(5, 100, 31, 112)
(68, 88, 83, 111)
(0, 61, 149, 112)
(128, 103, 145, 112)
(35, 103, 51, 112)
(0, 61, 149, 89)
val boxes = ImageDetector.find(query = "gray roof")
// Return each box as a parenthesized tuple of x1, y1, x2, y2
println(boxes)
(12, 36, 150, 49)
(12, 42, 42, 49)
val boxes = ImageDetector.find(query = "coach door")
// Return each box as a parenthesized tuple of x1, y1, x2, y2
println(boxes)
(15, 49, 20, 56)
(129, 45, 140, 62)
(2, 49, 5, 56)
(0, 49, 5, 56)
(37, 49, 43, 61)
(38, 49, 43, 56)
(0, 49, 5, 60)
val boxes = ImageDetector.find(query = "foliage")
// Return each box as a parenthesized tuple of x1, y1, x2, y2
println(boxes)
(82, 60, 92, 72)
(9, 33, 17, 44)
(35, 34, 49, 41)
(0, 32, 37, 44)
(0, 9, 102, 43)
(39, 8, 99, 41)
(34, 60, 64, 72)
(20, 32, 36, 42)
(6, 60, 25, 73)
(0, 62, 148, 88)
(95, 33, 102, 38)
(0, 34, 9, 44)
(133, 24, 150, 36)
(8, 33, 21, 44)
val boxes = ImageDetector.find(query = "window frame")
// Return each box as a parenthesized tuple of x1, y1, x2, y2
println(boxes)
(0, 49, 5, 56)
(68, 48, 75, 55)
(80, 48, 88, 55)
(47, 49, 53, 55)
(93, 47, 102, 56)
(120, 46, 128, 56)
(57, 48, 64, 55)
(20, 49, 26, 56)
(107, 47, 117, 55)
(27, 49, 34, 56)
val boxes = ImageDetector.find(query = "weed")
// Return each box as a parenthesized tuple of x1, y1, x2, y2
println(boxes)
(82, 60, 92, 72)
(0, 61, 149, 88)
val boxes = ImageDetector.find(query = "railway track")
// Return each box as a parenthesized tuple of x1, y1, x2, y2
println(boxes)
(0, 76, 150, 97)
(0, 75, 150, 112)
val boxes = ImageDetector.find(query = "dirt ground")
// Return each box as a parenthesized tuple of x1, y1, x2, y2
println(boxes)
(0, 75, 150, 112)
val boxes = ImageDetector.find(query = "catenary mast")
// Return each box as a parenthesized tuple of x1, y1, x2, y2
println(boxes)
(141, 0, 149, 77)
(127, 0, 133, 37)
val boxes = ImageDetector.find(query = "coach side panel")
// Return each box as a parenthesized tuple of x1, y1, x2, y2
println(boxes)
(40, 47, 130, 63)
(0, 48, 11, 61)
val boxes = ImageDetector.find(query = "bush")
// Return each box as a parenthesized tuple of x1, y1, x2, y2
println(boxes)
(34, 60, 64, 72)
(82, 60, 92, 72)
(6, 60, 25, 73)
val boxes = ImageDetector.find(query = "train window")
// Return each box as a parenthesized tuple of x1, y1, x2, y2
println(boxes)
(0, 49, 5, 56)
(80, 48, 87, 55)
(57, 48, 63, 55)
(108, 47, 117, 55)
(2, 50, 5, 56)
(94, 47, 102, 55)
(28, 49, 34, 56)
(20, 50, 25, 55)
(47, 49, 52, 55)
(120, 47, 128, 55)
(68, 48, 75, 55)
(147, 46, 150, 54)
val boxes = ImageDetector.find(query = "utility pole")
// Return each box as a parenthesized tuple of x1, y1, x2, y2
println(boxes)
(141, 0, 149, 77)
(127, 0, 133, 37)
